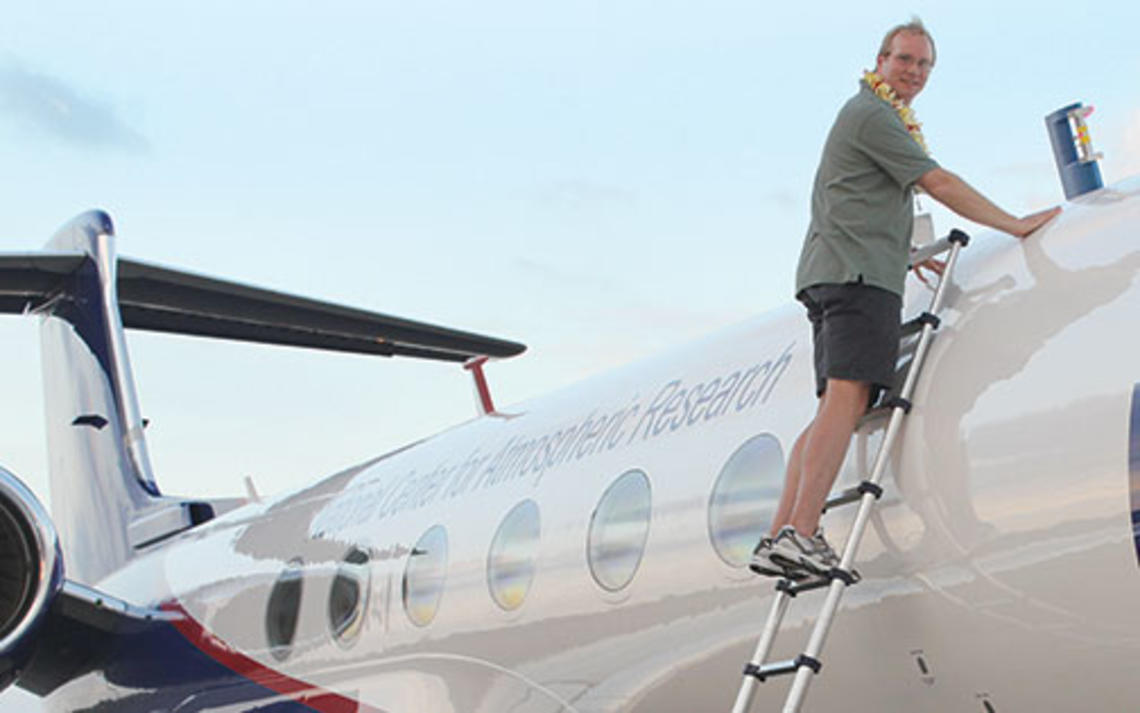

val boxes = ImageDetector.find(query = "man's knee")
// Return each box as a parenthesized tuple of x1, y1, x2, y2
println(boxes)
(821, 378, 871, 415)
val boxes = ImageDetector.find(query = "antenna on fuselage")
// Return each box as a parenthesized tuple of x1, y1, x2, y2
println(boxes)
(1045, 102, 1105, 199)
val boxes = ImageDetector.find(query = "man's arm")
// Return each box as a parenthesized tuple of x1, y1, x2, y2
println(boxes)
(918, 167, 1060, 238)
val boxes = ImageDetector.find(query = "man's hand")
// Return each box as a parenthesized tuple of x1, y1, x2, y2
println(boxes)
(1009, 206, 1062, 238)
(914, 257, 946, 288)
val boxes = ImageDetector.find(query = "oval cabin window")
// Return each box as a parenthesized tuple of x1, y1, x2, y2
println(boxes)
(403, 525, 448, 627)
(588, 469, 651, 592)
(487, 499, 541, 611)
(328, 547, 370, 646)
(707, 434, 784, 567)
(266, 559, 304, 661)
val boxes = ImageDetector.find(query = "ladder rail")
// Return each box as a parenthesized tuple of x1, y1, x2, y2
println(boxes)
(908, 232, 958, 268)
(731, 231, 969, 713)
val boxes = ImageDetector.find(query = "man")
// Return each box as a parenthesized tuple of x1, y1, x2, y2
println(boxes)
(750, 19, 1059, 579)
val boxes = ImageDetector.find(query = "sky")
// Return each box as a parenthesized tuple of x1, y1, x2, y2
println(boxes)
(2, 1, 1139, 709)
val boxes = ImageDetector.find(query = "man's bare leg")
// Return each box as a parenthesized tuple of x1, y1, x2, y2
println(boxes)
(769, 421, 811, 537)
(789, 378, 870, 537)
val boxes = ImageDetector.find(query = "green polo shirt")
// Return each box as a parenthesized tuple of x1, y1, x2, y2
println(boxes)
(795, 82, 940, 297)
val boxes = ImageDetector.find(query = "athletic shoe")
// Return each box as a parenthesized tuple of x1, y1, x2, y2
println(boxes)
(758, 526, 840, 578)
(750, 527, 814, 580)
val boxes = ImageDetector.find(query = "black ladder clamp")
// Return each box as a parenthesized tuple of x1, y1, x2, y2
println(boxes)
(901, 310, 941, 338)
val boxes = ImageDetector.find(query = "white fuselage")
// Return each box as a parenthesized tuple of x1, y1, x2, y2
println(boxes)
(59, 179, 1140, 713)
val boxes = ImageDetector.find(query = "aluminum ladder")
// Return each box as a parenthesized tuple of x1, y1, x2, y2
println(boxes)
(731, 228, 971, 713)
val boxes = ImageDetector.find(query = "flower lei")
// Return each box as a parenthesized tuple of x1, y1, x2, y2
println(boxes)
(862, 70, 928, 155)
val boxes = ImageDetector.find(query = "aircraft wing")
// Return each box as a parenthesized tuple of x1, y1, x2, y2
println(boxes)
(0, 253, 526, 362)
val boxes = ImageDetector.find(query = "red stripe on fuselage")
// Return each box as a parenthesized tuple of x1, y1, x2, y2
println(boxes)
(161, 601, 384, 713)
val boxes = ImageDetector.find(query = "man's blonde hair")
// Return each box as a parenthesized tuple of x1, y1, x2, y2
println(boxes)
(878, 17, 936, 66)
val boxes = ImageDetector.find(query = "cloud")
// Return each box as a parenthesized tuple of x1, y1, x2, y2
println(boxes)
(0, 58, 149, 153)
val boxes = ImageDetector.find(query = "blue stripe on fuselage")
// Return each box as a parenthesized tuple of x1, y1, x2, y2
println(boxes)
(44, 618, 318, 713)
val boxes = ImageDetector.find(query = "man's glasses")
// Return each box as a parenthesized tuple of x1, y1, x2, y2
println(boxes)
(888, 53, 934, 72)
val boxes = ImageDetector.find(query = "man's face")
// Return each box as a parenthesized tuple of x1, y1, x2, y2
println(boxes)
(875, 31, 934, 105)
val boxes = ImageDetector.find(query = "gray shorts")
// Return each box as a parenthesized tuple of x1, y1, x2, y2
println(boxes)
(797, 283, 901, 398)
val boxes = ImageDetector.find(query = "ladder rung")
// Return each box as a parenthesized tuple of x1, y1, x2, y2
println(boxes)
(823, 480, 883, 512)
(901, 311, 940, 338)
(744, 654, 823, 682)
(858, 403, 890, 425)
(908, 228, 971, 268)
(777, 566, 861, 596)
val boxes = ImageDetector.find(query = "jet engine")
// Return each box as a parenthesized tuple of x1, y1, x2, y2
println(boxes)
(0, 466, 63, 691)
